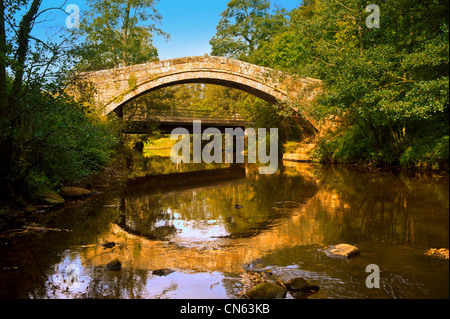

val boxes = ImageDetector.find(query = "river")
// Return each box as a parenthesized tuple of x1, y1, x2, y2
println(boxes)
(0, 149, 448, 299)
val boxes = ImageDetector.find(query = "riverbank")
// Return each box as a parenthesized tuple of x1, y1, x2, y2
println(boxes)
(0, 157, 129, 236)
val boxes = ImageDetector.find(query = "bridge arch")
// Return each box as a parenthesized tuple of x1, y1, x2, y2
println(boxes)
(79, 56, 322, 132)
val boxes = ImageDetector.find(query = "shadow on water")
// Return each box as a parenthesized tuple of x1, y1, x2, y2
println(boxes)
(0, 154, 448, 299)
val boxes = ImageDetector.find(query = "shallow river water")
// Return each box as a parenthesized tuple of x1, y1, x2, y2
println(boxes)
(0, 152, 448, 299)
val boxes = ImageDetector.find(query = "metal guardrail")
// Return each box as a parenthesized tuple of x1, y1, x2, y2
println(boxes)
(125, 107, 253, 122)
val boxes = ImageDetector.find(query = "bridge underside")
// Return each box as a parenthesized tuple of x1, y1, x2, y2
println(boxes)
(124, 119, 250, 134)
(125, 77, 280, 106)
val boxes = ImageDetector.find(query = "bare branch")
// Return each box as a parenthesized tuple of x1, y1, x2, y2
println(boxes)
(332, 0, 357, 12)
(34, 0, 69, 20)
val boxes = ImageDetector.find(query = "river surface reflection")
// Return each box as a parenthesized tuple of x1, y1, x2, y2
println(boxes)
(0, 154, 448, 299)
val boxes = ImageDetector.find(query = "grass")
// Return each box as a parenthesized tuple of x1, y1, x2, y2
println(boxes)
(145, 137, 177, 149)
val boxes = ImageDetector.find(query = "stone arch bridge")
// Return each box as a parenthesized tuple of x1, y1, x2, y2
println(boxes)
(77, 55, 322, 134)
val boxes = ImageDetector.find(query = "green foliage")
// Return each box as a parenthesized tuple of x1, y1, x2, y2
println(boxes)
(210, 0, 288, 60)
(400, 136, 449, 170)
(124, 82, 269, 120)
(73, 0, 167, 70)
(6, 88, 119, 197)
(0, 0, 120, 203)
(248, 0, 449, 170)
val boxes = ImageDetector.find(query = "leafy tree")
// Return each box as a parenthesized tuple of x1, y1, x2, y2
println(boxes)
(210, 0, 287, 60)
(75, 0, 167, 71)
(208, 0, 303, 147)
(251, 0, 449, 169)
(0, 0, 119, 203)
(70, 0, 171, 160)
(250, 4, 316, 71)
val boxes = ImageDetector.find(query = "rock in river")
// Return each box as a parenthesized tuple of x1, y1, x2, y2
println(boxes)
(284, 277, 320, 297)
(327, 244, 360, 258)
(42, 197, 65, 206)
(245, 282, 287, 299)
(102, 242, 117, 249)
(60, 186, 92, 198)
(152, 269, 175, 276)
(36, 189, 65, 206)
(106, 258, 122, 271)
(425, 248, 449, 260)
(286, 277, 308, 291)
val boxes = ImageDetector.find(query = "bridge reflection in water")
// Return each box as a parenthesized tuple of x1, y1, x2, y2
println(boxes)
(89, 165, 321, 274)
(4, 161, 448, 299)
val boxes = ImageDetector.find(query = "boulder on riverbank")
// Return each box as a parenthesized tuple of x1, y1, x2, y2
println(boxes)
(60, 186, 92, 198)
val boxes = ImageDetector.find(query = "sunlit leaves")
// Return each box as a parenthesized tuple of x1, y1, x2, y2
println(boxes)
(0, 1, 120, 199)
(247, 0, 448, 168)
(210, 0, 288, 60)
(75, 0, 166, 71)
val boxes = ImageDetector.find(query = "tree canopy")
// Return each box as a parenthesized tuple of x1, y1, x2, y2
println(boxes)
(0, 0, 119, 202)
(246, 0, 449, 169)
(210, 0, 288, 60)
(75, 0, 168, 71)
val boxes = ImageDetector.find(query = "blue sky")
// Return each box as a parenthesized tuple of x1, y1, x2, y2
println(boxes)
(153, 0, 301, 59)
(34, 0, 301, 60)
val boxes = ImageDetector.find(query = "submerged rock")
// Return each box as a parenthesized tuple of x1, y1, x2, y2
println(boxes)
(102, 242, 117, 249)
(286, 277, 308, 291)
(327, 244, 360, 258)
(283, 277, 320, 298)
(245, 282, 287, 299)
(60, 186, 92, 198)
(43, 197, 65, 206)
(106, 258, 122, 271)
(152, 269, 175, 276)
(37, 190, 65, 206)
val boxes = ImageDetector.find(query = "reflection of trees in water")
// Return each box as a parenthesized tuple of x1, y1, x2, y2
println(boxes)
(15, 164, 449, 299)
(0, 194, 116, 299)
(314, 167, 449, 246)
(128, 153, 232, 178)
(116, 213, 178, 241)
(84, 268, 150, 299)
(34, 267, 151, 299)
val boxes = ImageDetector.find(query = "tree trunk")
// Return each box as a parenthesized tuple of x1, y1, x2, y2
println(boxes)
(357, 7, 365, 55)
(122, 1, 132, 67)
(0, 0, 9, 195)
(1, 0, 42, 199)
(0, 0, 8, 114)
(9, 0, 42, 105)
